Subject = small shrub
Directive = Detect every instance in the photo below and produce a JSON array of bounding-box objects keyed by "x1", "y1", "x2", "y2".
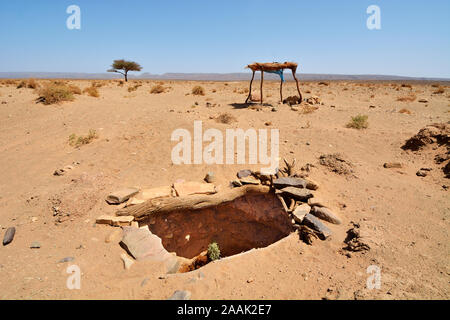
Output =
[
  {"x1": 83, "y1": 86, "x2": 99, "y2": 97},
  {"x1": 192, "y1": 85, "x2": 205, "y2": 96},
  {"x1": 17, "y1": 80, "x2": 27, "y2": 88},
  {"x1": 68, "y1": 129, "x2": 98, "y2": 147},
  {"x1": 4, "y1": 79, "x2": 18, "y2": 86},
  {"x1": 346, "y1": 115, "x2": 369, "y2": 129},
  {"x1": 17, "y1": 78, "x2": 39, "y2": 89},
  {"x1": 27, "y1": 79, "x2": 39, "y2": 89},
  {"x1": 127, "y1": 84, "x2": 141, "y2": 92},
  {"x1": 52, "y1": 80, "x2": 67, "y2": 86},
  {"x1": 117, "y1": 80, "x2": 124, "y2": 87},
  {"x1": 150, "y1": 84, "x2": 165, "y2": 94},
  {"x1": 216, "y1": 112, "x2": 237, "y2": 124},
  {"x1": 36, "y1": 83, "x2": 74, "y2": 105},
  {"x1": 91, "y1": 81, "x2": 103, "y2": 88},
  {"x1": 207, "y1": 242, "x2": 220, "y2": 261},
  {"x1": 433, "y1": 87, "x2": 445, "y2": 94},
  {"x1": 68, "y1": 85, "x2": 82, "y2": 95}
]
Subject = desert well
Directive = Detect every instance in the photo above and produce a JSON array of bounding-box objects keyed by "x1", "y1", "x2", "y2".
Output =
[
  {"x1": 100, "y1": 169, "x2": 344, "y2": 273},
  {"x1": 141, "y1": 191, "x2": 293, "y2": 259}
]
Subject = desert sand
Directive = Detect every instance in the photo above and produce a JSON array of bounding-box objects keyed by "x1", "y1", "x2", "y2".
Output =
[{"x1": 0, "y1": 78, "x2": 448, "y2": 299}]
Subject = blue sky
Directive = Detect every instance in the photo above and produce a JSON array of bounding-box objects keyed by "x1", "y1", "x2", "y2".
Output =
[{"x1": 0, "y1": 0, "x2": 449, "y2": 77}]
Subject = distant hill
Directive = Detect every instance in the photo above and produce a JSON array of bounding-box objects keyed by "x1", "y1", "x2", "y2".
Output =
[{"x1": 0, "y1": 72, "x2": 448, "y2": 82}]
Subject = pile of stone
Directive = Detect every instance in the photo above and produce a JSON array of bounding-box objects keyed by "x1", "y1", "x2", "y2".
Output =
[
  {"x1": 96, "y1": 180, "x2": 220, "y2": 272},
  {"x1": 231, "y1": 169, "x2": 341, "y2": 244},
  {"x1": 305, "y1": 95, "x2": 321, "y2": 105},
  {"x1": 97, "y1": 181, "x2": 217, "y2": 227},
  {"x1": 401, "y1": 122, "x2": 449, "y2": 178}
]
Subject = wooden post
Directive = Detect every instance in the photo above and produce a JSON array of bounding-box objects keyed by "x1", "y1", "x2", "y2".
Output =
[
  {"x1": 291, "y1": 68, "x2": 302, "y2": 103},
  {"x1": 280, "y1": 76, "x2": 283, "y2": 102},
  {"x1": 116, "y1": 185, "x2": 271, "y2": 220},
  {"x1": 245, "y1": 70, "x2": 255, "y2": 104},
  {"x1": 260, "y1": 70, "x2": 264, "y2": 104}
]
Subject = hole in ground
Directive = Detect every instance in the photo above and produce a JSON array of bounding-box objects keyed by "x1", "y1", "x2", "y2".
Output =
[{"x1": 141, "y1": 193, "x2": 293, "y2": 265}]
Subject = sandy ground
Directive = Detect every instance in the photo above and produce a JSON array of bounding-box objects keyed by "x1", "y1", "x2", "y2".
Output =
[{"x1": 0, "y1": 79, "x2": 448, "y2": 300}]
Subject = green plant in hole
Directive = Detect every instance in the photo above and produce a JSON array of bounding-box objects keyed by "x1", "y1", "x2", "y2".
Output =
[{"x1": 207, "y1": 242, "x2": 220, "y2": 261}]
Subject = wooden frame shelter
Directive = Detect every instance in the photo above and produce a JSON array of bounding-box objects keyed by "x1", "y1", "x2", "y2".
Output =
[{"x1": 245, "y1": 62, "x2": 302, "y2": 104}]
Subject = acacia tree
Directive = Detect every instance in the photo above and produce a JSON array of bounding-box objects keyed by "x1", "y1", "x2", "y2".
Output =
[{"x1": 107, "y1": 59, "x2": 142, "y2": 82}]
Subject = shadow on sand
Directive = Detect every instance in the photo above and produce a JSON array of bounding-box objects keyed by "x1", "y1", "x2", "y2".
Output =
[{"x1": 230, "y1": 102, "x2": 274, "y2": 109}]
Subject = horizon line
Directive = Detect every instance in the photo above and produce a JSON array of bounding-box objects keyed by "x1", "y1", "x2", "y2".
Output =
[{"x1": 0, "y1": 71, "x2": 449, "y2": 82}]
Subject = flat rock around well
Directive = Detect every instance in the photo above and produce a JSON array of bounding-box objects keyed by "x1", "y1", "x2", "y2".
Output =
[
  {"x1": 239, "y1": 176, "x2": 261, "y2": 185},
  {"x1": 126, "y1": 186, "x2": 172, "y2": 206},
  {"x1": 273, "y1": 177, "x2": 307, "y2": 189},
  {"x1": 293, "y1": 204, "x2": 311, "y2": 223},
  {"x1": 120, "y1": 226, "x2": 174, "y2": 262},
  {"x1": 307, "y1": 196, "x2": 327, "y2": 208},
  {"x1": 237, "y1": 170, "x2": 252, "y2": 179},
  {"x1": 303, "y1": 214, "x2": 332, "y2": 239},
  {"x1": 173, "y1": 181, "x2": 216, "y2": 197},
  {"x1": 106, "y1": 188, "x2": 140, "y2": 204},
  {"x1": 280, "y1": 187, "x2": 313, "y2": 201},
  {"x1": 311, "y1": 206, "x2": 342, "y2": 224}
]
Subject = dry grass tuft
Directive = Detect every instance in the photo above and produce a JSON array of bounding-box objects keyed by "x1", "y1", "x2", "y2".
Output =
[
  {"x1": 192, "y1": 85, "x2": 205, "y2": 96},
  {"x1": 68, "y1": 85, "x2": 82, "y2": 95},
  {"x1": 433, "y1": 87, "x2": 445, "y2": 94},
  {"x1": 150, "y1": 84, "x2": 165, "y2": 94},
  {"x1": 36, "y1": 83, "x2": 75, "y2": 105},
  {"x1": 127, "y1": 84, "x2": 142, "y2": 92},
  {"x1": 91, "y1": 81, "x2": 103, "y2": 88},
  {"x1": 3, "y1": 79, "x2": 18, "y2": 86},
  {"x1": 83, "y1": 86, "x2": 100, "y2": 97},
  {"x1": 17, "y1": 78, "x2": 40, "y2": 89},
  {"x1": 346, "y1": 115, "x2": 369, "y2": 129},
  {"x1": 68, "y1": 129, "x2": 98, "y2": 147},
  {"x1": 216, "y1": 112, "x2": 237, "y2": 124}
]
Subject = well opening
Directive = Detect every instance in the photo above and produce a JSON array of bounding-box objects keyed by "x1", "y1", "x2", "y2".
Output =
[{"x1": 141, "y1": 193, "x2": 293, "y2": 260}]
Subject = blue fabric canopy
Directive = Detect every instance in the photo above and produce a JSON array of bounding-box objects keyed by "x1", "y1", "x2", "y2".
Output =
[{"x1": 265, "y1": 69, "x2": 285, "y2": 82}]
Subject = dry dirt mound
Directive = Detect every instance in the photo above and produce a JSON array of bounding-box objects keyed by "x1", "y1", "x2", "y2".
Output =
[
  {"x1": 402, "y1": 122, "x2": 449, "y2": 151},
  {"x1": 319, "y1": 153, "x2": 354, "y2": 176},
  {"x1": 402, "y1": 122, "x2": 450, "y2": 178}
]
